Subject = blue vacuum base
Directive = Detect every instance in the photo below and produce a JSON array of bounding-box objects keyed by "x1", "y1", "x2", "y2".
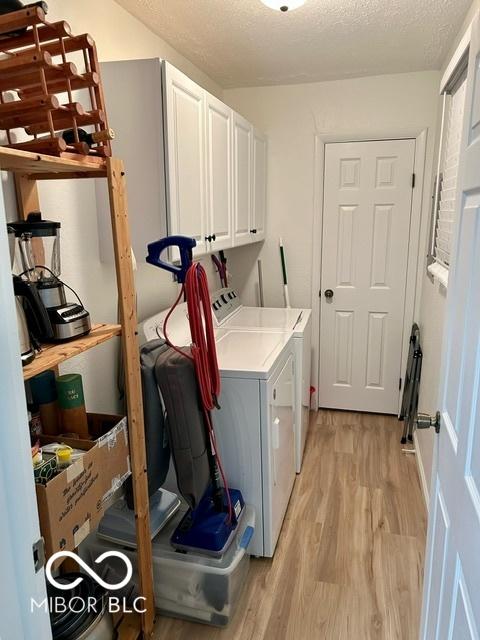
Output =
[{"x1": 171, "y1": 488, "x2": 245, "y2": 557}]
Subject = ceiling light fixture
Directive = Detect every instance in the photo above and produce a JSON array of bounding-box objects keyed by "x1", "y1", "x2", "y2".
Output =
[{"x1": 260, "y1": 0, "x2": 306, "y2": 12}]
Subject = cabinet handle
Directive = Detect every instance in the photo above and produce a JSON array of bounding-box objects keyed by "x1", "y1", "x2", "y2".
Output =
[
  {"x1": 211, "y1": 234, "x2": 216, "y2": 241},
  {"x1": 205, "y1": 235, "x2": 212, "y2": 242}
]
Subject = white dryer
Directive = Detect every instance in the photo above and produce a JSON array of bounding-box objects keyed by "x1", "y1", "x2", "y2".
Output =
[
  {"x1": 211, "y1": 288, "x2": 312, "y2": 473},
  {"x1": 142, "y1": 305, "x2": 296, "y2": 558}
]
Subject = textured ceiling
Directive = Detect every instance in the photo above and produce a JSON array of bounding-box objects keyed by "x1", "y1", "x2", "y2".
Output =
[{"x1": 115, "y1": 0, "x2": 472, "y2": 88}]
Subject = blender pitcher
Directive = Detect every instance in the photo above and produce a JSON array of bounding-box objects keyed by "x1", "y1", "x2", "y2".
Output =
[{"x1": 8, "y1": 225, "x2": 36, "y2": 365}]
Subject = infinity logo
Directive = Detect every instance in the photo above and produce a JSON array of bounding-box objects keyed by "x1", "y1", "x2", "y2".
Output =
[{"x1": 46, "y1": 551, "x2": 133, "y2": 591}]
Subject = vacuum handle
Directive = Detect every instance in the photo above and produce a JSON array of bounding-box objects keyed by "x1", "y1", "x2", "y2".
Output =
[{"x1": 146, "y1": 236, "x2": 197, "y2": 283}]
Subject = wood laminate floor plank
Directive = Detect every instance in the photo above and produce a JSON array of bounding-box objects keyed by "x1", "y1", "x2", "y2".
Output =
[{"x1": 153, "y1": 410, "x2": 427, "y2": 640}]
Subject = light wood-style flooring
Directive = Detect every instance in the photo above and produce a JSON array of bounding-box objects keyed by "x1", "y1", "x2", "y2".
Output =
[{"x1": 153, "y1": 410, "x2": 427, "y2": 640}]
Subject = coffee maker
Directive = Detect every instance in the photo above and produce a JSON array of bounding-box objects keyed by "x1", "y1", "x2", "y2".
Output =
[
  {"x1": 9, "y1": 212, "x2": 91, "y2": 342},
  {"x1": 8, "y1": 225, "x2": 36, "y2": 366}
]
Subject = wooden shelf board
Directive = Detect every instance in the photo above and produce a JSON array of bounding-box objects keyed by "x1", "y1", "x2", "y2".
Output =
[
  {"x1": 23, "y1": 323, "x2": 121, "y2": 380},
  {"x1": 0, "y1": 146, "x2": 107, "y2": 177}
]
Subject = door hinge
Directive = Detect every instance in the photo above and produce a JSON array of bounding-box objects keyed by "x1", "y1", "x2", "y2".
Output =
[
  {"x1": 399, "y1": 377, "x2": 402, "y2": 391},
  {"x1": 412, "y1": 173, "x2": 416, "y2": 188},
  {"x1": 32, "y1": 537, "x2": 45, "y2": 573}
]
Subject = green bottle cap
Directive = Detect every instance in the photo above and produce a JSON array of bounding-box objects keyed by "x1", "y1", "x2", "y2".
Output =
[{"x1": 56, "y1": 374, "x2": 85, "y2": 410}]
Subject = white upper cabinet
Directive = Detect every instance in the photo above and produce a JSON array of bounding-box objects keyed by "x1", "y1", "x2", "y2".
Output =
[
  {"x1": 96, "y1": 59, "x2": 267, "y2": 263},
  {"x1": 163, "y1": 62, "x2": 207, "y2": 259},
  {"x1": 233, "y1": 113, "x2": 253, "y2": 247},
  {"x1": 205, "y1": 93, "x2": 233, "y2": 251},
  {"x1": 252, "y1": 129, "x2": 267, "y2": 242}
]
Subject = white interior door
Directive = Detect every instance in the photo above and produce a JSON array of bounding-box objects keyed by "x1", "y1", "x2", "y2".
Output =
[
  {"x1": 233, "y1": 112, "x2": 252, "y2": 247},
  {"x1": 319, "y1": 139, "x2": 415, "y2": 413},
  {"x1": 205, "y1": 93, "x2": 233, "y2": 252},
  {"x1": 163, "y1": 62, "x2": 207, "y2": 259},
  {"x1": 0, "y1": 193, "x2": 51, "y2": 639},
  {"x1": 421, "y1": 14, "x2": 480, "y2": 638}
]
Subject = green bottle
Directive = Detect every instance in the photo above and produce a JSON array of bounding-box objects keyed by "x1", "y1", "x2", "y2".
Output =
[{"x1": 56, "y1": 374, "x2": 89, "y2": 438}]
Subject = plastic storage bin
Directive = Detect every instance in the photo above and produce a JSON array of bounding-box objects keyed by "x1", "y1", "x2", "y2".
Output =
[{"x1": 82, "y1": 504, "x2": 255, "y2": 627}]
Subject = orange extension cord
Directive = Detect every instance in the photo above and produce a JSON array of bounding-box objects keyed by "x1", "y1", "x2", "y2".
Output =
[{"x1": 162, "y1": 262, "x2": 233, "y2": 523}]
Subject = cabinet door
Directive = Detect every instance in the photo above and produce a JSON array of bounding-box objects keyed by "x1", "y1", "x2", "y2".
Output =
[
  {"x1": 252, "y1": 129, "x2": 267, "y2": 241},
  {"x1": 163, "y1": 62, "x2": 207, "y2": 259},
  {"x1": 205, "y1": 93, "x2": 233, "y2": 252},
  {"x1": 233, "y1": 113, "x2": 252, "y2": 247}
]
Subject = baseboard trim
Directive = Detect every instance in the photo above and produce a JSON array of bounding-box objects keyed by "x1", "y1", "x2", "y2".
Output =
[{"x1": 413, "y1": 431, "x2": 430, "y2": 511}]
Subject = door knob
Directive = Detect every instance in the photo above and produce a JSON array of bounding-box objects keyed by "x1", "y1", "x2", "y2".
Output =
[
  {"x1": 205, "y1": 235, "x2": 212, "y2": 242},
  {"x1": 324, "y1": 289, "x2": 334, "y2": 299},
  {"x1": 416, "y1": 411, "x2": 441, "y2": 434}
]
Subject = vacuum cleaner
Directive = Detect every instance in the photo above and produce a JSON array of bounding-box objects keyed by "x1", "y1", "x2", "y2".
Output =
[
  {"x1": 99, "y1": 236, "x2": 244, "y2": 557},
  {"x1": 145, "y1": 235, "x2": 245, "y2": 556}
]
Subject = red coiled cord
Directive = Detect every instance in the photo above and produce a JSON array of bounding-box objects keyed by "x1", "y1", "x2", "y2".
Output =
[
  {"x1": 185, "y1": 263, "x2": 221, "y2": 409},
  {"x1": 163, "y1": 262, "x2": 232, "y2": 523}
]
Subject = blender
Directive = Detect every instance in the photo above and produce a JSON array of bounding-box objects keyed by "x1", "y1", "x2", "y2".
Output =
[{"x1": 9, "y1": 212, "x2": 91, "y2": 342}]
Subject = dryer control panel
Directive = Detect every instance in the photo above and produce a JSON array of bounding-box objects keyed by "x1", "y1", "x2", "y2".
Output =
[{"x1": 211, "y1": 287, "x2": 241, "y2": 325}]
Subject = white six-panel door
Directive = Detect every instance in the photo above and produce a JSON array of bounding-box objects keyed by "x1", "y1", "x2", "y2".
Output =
[
  {"x1": 163, "y1": 62, "x2": 207, "y2": 259},
  {"x1": 205, "y1": 93, "x2": 233, "y2": 251},
  {"x1": 319, "y1": 139, "x2": 415, "y2": 413},
  {"x1": 421, "y1": 13, "x2": 480, "y2": 639}
]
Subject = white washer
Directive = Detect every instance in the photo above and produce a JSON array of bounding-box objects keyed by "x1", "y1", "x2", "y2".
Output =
[
  {"x1": 211, "y1": 288, "x2": 312, "y2": 473},
  {"x1": 142, "y1": 306, "x2": 296, "y2": 558}
]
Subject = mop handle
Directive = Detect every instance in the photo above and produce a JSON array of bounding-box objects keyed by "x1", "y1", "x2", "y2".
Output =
[{"x1": 279, "y1": 237, "x2": 291, "y2": 308}]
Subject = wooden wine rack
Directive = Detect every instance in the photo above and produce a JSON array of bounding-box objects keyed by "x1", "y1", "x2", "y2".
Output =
[{"x1": 0, "y1": 5, "x2": 112, "y2": 159}]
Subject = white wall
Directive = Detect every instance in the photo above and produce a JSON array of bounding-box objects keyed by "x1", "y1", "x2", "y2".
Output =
[
  {"x1": 416, "y1": 276, "x2": 447, "y2": 498},
  {"x1": 47, "y1": 0, "x2": 222, "y2": 97},
  {"x1": 224, "y1": 72, "x2": 440, "y2": 312},
  {"x1": 3, "y1": 0, "x2": 223, "y2": 414}
]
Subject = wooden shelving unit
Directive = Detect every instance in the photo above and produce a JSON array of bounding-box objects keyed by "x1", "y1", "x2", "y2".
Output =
[
  {"x1": 0, "y1": 146, "x2": 107, "y2": 177},
  {"x1": 5, "y1": 148, "x2": 154, "y2": 639},
  {"x1": 22, "y1": 323, "x2": 121, "y2": 380}
]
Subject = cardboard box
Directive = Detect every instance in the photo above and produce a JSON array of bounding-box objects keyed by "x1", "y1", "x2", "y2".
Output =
[{"x1": 36, "y1": 414, "x2": 131, "y2": 558}]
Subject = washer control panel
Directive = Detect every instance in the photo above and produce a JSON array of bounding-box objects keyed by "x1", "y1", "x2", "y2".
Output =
[{"x1": 211, "y1": 287, "x2": 241, "y2": 324}]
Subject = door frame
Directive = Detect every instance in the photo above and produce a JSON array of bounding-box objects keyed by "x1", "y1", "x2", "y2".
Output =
[{"x1": 310, "y1": 129, "x2": 428, "y2": 413}]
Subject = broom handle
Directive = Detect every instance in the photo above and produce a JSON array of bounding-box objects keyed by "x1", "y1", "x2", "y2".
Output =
[{"x1": 279, "y1": 237, "x2": 291, "y2": 308}]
